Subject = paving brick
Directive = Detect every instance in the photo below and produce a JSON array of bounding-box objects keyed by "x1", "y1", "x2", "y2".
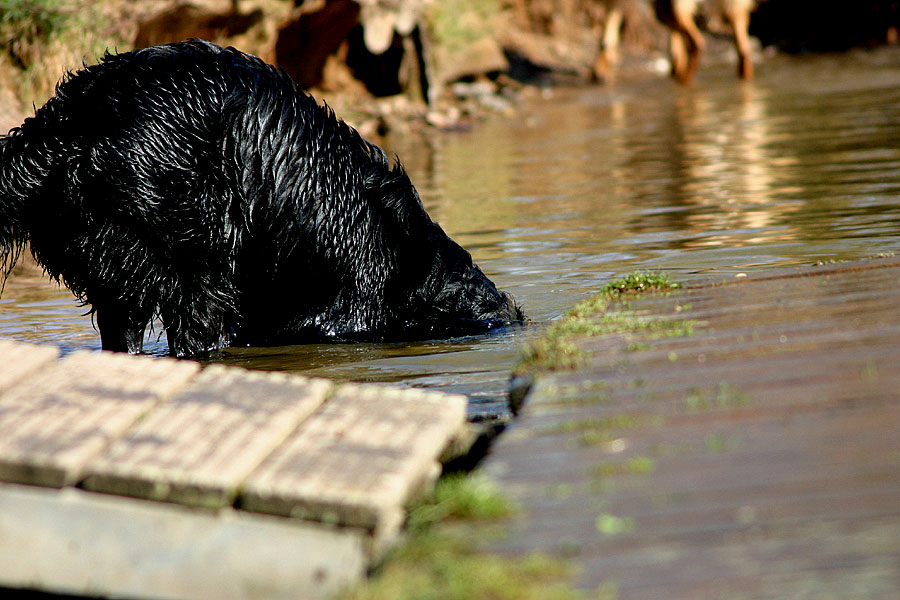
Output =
[
  {"x1": 0, "y1": 350, "x2": 199, "y2": 487},
  {"x1": 0, "y1": 339, "x2": 59, "y2": 392},
  {"x1": 83, "y1": 365, "x2": 332, "y2": 507},
  {"x1": 241, "y1": 383, "x2": 468, "y2": 535}
]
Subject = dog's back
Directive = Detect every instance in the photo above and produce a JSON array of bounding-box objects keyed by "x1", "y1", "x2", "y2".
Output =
[
  {"x1": 3, "y1": 42, "x2": 242, "y2": 351},
  {"x1": 0, "y1": 40, "x2": 522, "y2": 356},
  {"x1": 0, "y1": 41, "x2": 330, "y2": 352}
]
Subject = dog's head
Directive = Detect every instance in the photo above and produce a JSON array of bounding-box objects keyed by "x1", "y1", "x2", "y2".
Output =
[
  {"x1": 402, "y1": 223, "x2": 526, "y2": 337},
  {"x1": 357, "y1": 147, "x2": 525, "y2": 339}
]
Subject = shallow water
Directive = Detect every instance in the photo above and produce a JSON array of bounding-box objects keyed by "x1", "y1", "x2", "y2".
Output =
[{"x1": 3, "y1": 48, "x2": 900, "y2": 419}]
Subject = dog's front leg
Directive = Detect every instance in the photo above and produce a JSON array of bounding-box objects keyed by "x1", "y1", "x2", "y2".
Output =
[{"x1": 96, "y1": 305, "x2": 148, "y2": 354}]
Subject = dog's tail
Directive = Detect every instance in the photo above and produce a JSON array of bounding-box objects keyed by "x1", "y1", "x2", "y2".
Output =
[{"x1": 0, "y1": 129, "x2": 33, "y2": 292}]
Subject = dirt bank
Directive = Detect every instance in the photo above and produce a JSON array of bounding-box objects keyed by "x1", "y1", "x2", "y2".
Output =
[
  {"x1": 2, "y1": 1, "x2": 898, "y2": 135},
  {"x1": 0, "y1": 0, "x2": 666, "y2": 134}
]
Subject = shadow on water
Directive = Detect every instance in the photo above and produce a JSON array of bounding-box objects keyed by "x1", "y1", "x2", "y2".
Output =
[{"x1": 4, "y1": 47, "x2": 900, "y2": 419}]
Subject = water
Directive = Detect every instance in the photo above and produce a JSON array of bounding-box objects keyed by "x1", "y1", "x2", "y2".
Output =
[{"x1": 3, "y1": 48, "x2": 900, "y2": 420}]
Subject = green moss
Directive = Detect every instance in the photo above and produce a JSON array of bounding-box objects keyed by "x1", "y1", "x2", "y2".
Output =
[
  {"x1": 683, "y1": 383, "x2": 748, "y2": 412},
  {"x1": 517, "y1": 272, "x2": 695, "y2": 375},
  {"x1": 650, "y1": 435, "x2": 737, "y2": 458},
  {"x1": 543, "y1": 415, "x2": 646, "y2": 447},
  {"x1": 592, "y1": 456, "x2": 657, "y2": 478},
  {"x1": 595, "y1": 513, "x2": 636, "y2": 537},
  {"x1": 704, "y1": 435, "x2": 735, "y2": 454},
  {"x1": 532, "y1": 380, "x2": 612, "y2": 408},
  {"x1": 601, "y1": 271, "x2": 681, "y2": 297},
  {"x1": 344, "y1": 473, "x2": 605, "y2": 600}
]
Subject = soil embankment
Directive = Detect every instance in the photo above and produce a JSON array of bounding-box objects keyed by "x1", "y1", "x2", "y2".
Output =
[{"x1": 2, "y1": 1, "x2": 898, "y2": 134}]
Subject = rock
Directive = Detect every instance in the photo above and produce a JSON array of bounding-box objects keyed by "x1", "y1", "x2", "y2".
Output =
[
  {"x1": 432, "y1": 36, "x2": 509, "y2": 87},
  {"x1": 134, "y1": 3, "x2": 263, "y2": 49},
  {"x1": 275, "y1": 0, "x2": 362, "y2": 90}
]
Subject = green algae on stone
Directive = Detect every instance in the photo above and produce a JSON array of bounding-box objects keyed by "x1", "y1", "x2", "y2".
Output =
[
  {"x1": 592, "y1": 456, "x2": 657, "y2": 478},
  {"x1": 595, "y1": 513, "x2": 636, "y2": 536},
  {"x1": 601, "y1": 271, "x2": 682, "y2": 297},
  {"x1": 517, "y1": 271, "x2": 696, "y2": 374},
  {"x1": 683, "y1": 383, "x2": 748, "y2": 412},
  {"x1": 542, "y1": 415, "x2": 649, "y2": 447}
]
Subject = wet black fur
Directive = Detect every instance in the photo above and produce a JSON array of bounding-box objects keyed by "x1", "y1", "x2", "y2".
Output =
[{"x1": 0, "y1": 40, "x2": 523, "y2": 356}]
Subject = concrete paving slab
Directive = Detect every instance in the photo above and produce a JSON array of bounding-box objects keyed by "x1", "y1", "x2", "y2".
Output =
[
  {"x1": 0, "y1": 340, "x2": 478, "y2": 597},
  {"x1": 0, "y1": 350, "x2": 199, "y2": 487},
  {"x1": 0, "y1": 482, "x2": 366, "y2": 600},
  {"x1": 241, "y1": 383, "x2": 468, "y2": 535},
  {"x1": 0, "y1": 339, "x2": 59, "y2": 392},
  {"x1": 82, "y1": 365, "x2": 333, "y2": 507}
]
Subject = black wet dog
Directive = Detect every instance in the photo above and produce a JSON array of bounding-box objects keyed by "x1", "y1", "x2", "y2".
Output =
[{"x1": 0, "y1": 40, "x2": 523, "y2": 356}]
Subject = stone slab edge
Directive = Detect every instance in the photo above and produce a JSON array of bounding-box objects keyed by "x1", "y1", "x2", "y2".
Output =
[{"x1": 0, "y1": 482, "x2": 366, "y2": 600}]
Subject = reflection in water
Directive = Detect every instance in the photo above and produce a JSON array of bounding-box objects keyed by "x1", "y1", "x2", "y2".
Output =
[{"x1": 3, "y1": 48, "x2": 900, "y2": 419}]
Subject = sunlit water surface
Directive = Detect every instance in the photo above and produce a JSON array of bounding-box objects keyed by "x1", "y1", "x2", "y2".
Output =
[{"x1": 4, "y1": 48, "x2": 900, "y2": 419}]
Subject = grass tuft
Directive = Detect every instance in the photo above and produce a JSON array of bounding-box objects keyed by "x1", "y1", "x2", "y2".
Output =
[
  {"x1": 406, "y1": 472, "x2": 516, "y2": 532},
  {"x1": 0, "y1": 0, "x2": 123, "y2": 107},
  {"x1": 344, "y1": 473, "x2": 593, "y2": 600}
]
